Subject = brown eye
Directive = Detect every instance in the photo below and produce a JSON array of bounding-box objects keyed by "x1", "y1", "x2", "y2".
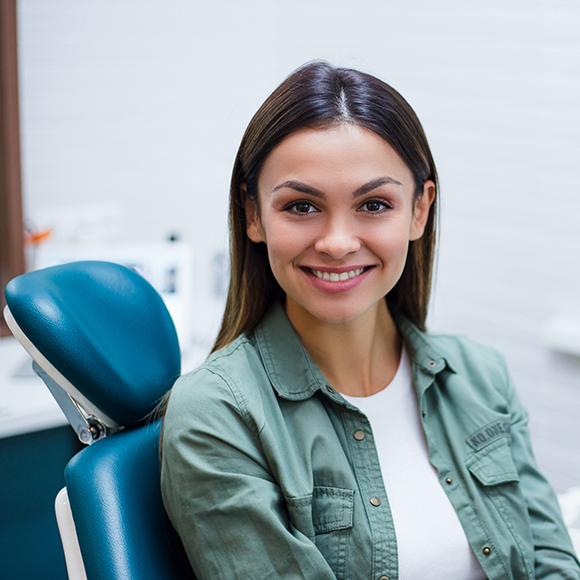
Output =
[
  {"x1": 361, "y1": 199, "x2": 389, "y2": 213},
  {"x1": 287, "y1": 201, "x2": 317, "y2": 214}
]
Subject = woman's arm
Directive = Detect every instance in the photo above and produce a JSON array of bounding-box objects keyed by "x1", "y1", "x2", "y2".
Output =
[
  {"x1": 502, "y1": 360, "x2": 580, "y2": 579},
  {"x1": 160, "y1": 367, "x2": 338, "y2": 580}
]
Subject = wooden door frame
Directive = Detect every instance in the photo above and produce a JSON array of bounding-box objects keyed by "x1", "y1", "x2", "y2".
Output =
[{"x1": 0, "y1": 0, "x2": 25, "y2": 336}]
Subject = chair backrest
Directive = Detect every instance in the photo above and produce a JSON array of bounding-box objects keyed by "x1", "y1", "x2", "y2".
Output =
[
  {"x1": 4, "y1": 261, "x2": 196, "y2": 580},
  {"x1": 65, "y1": 420, "x2": 195, "y2": 579}
]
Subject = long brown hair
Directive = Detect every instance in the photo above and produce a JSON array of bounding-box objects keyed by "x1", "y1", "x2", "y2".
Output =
[{"x1": 213, "y1": 61, "x2": 438, "y2": 352}]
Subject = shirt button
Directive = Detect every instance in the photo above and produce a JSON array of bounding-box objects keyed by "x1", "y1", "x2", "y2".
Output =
[
  {"x1": 428, "y1": 360, "x2": 437, "y2": 368},
  {"x1": 482, "y1": 545, "x2": 492, "y2": 556},
  {"x1": 379, "y1": 577, "x2": 390, "y2": 580},
  {"x1": 353, "y1": 430, "x2": 365, "y2": 441},
  {"x1": 326, "y1": 385, "x2": 334, "y2": 393},
  {"x1": 422, "y1": 410, "x2": 426, "y2": 418},
  {"x1": 445, "y1": 477, "x2": 453, "y2": 485},
  {"x1": 370, "y1": 496, "x2": 381, "y2": 506}
]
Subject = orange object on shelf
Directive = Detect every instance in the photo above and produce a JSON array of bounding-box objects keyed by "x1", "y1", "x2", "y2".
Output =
[{"x1": 24, "y1": 229, "x2": 52, "y2": 246}]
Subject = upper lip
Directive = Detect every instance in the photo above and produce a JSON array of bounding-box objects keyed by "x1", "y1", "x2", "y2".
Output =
[{"x1": 301, "y1": 265, "x2": 372, "y2": 274}]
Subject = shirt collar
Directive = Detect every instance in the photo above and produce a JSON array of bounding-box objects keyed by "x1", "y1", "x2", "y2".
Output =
[
  {"x1": 395, "y1": 316, "x2": 453, "y2": 374},
  {"x1": 395, "y1": 316, "x2": 456, "y2": 398},
  {"x1": 253, "y1": 302, "x2": 328, "y2": 400},
  {"x1": 253, "y1": 301, "x2": 454, "y2": 401}
]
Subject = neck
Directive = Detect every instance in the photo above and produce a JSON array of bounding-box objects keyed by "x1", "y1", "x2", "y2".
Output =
[{"x1": 285, "y1": 298, "x2": 402, "y2": 397}]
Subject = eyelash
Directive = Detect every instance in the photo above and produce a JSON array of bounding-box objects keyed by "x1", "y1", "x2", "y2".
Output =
[
  {"x1": 284, "y1": 201, "x2": 319, "y2": 214},
  {"x1": 284, "y1": 198, "x2": 393, "y2": 215},
  {"x1": 358, "y1": 198, "x2": 392, "y2": 214}
]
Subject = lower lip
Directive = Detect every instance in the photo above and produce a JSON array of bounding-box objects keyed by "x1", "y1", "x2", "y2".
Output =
[{"x1": 301, "y1": 267, "x2": 373, "y2": 294}]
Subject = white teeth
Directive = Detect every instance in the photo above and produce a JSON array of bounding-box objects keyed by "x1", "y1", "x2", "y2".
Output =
[{"x1": 310, "y1": 268, "x2": 365, "y2": 281}]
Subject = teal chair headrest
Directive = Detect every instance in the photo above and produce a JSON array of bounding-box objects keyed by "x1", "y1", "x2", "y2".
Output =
[{"x1": 5, "y1": 261, "x2": 181, "y2": 427}]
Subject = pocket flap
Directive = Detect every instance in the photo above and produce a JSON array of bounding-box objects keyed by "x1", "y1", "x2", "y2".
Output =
[
  {"x1": 312, "y1": 486, "x2": 354, "y2": 534},
  {"x1": 466, "y1": 438, "x2": 520, "y2": 486}
]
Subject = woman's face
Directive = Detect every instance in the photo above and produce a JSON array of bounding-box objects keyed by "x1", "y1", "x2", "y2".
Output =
[{"x1": 245, "y1": 124, "x2": 435, "y2": 326}]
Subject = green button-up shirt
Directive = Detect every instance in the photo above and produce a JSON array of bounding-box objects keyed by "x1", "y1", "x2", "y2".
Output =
[{"x1": 161, "y1": 302, "x2": 580, "y2": 579}]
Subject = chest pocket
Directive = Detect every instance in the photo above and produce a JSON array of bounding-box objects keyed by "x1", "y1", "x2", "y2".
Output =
[
  {"x1": 286, "y1": 486, "x2": 354, "y2": 580},
  {"x1": 465, "y1": 437, "x2": 519, "y2": 486},
  {"x1": 465, "y1": 438, "x2": 535, "y2": 579}
]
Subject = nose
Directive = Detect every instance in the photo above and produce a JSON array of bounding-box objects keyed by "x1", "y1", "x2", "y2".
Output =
[{"x1": 314, "y1": 215, "x2": 362, "y2": 259}]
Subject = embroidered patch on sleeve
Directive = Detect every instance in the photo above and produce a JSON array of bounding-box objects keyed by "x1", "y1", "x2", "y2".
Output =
[{"x1": 466, "y1": 420, "x2": 511, "y2": 451}]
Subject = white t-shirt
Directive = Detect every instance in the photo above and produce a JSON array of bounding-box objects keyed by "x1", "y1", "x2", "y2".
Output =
[{"x1": 342, "y1": 347, "x2": 486, "y2": 580}]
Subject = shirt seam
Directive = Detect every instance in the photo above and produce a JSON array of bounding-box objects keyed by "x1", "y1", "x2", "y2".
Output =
[{"x1": 202, "y1": 344, "x2": 261, "y2": 439}]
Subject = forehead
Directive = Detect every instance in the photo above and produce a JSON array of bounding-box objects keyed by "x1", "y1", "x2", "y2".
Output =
[{"x1": 258, "y1": 124, "x2": 414, "y2": 191}]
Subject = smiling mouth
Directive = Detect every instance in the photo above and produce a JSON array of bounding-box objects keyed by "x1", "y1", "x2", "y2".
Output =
[{"x1": 308, "y1": 267, "x2": 370, "y2": 282}]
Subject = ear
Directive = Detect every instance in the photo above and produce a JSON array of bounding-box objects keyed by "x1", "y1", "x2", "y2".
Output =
[
  {"x1": 242, "y1": 184, "x2": 266, "y2": 244},
  {"x1": 409, "y1": 180, "x2": 436, "y2": 241}
]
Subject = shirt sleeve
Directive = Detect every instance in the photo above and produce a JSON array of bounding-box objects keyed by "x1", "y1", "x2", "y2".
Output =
[
  {"x1": 501, "y1": 357, "x2": 580, "y2": 579},
  {"x1": 160, "y1": 366, "x2": 338, "y2": 580}
]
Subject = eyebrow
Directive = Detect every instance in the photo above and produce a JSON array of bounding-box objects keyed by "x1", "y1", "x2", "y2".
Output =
[{"x1": 272, "y1": 176, "x2": 403, "y2": 199}]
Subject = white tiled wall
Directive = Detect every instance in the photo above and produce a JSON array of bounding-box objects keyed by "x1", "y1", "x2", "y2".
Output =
[{"x1": 17, "y1": 0, "x2": 580, "y2": 491}]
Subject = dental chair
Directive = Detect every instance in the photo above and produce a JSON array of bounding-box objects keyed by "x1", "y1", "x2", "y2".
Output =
[{"x1": 3, "y1": 261, "x2": 196, "y2": 580}]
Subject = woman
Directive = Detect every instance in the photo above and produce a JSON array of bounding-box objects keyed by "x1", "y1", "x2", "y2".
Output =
[{"x1": 160, "y1": 61, "x2": 580, "y2": 579}]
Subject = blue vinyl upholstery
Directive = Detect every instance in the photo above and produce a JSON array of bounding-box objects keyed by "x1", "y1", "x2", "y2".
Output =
[
  {"x1": 5, "y1": 261, "x2": 180, "y2": 426},
  {"x1": 5, "y1": 261, "x2": 196, "y2": 579},
  {"x1": 66, "y1": 420, "x2": 196, "y2": 580}
]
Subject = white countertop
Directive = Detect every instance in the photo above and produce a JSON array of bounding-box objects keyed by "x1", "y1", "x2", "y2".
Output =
[
  {"x1": 570, "y1": 529, "x2": 580, "y2": 556},
  {"x1": 0, "y1": 336, "x2": 67, "y2": 438},
  {"x1": 0, "y1": 332, "x2": 209, "y2": 440}
]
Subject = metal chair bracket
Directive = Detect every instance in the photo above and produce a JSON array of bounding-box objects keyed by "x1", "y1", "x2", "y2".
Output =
[{"x1": 33, "y1": 361, "x2": 110, "y2": 445}]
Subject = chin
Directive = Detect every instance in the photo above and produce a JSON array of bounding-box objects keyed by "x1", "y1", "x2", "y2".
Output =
[
  {"x1": 315, "y1": 307, "x2": 367, "y2": 324},
  {"x1": 289, "y1": 295, "x2": 385, "y2": 326}
]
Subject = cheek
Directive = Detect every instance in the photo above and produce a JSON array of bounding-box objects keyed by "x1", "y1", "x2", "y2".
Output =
[
  {"x1": 370, "y1": 222, "x2": 412, "y2": 256},
  {"x1": 264, "y1": 217, "x2": 312, "y2": 252},
  {"x1": 263, "y1": 226, "x2": 307, "y2": 269}
]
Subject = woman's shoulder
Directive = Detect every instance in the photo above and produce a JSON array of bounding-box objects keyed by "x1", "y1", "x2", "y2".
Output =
[
  {"x1": 422, "y1": 330, "x2": 517, "y2": 397},
  {"x1": 427, "y1": 330, "x2": 505, "y2": 367},
  {"x1": 401, "y1": 320, "x2": 512, "y2": 390},
  {"x1": 164, "y1": 332, "x2": 270, "y2": 429}
]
